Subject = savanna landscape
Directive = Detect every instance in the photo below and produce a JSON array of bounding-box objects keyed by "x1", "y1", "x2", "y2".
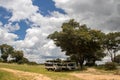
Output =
[
  {"x1": 0, "y1": 0, "x2": 120, "y2": 80},
  {"x1": 0, "y1": 63, "x2": 120, "y2": 80},
  {"x1": 0, "y1": 19, "x2": 120, "y2": 80}
]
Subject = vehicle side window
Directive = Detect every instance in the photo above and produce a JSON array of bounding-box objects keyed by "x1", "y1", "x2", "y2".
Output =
[
  {"x1": 45, "y1": 63, "x2": 53, "y2": 66},
  {"x1": 68, "y1": 64, "x2": 73, "y2": 66}
]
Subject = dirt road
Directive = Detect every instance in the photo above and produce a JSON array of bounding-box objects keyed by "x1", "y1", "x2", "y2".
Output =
[
  {"x1": 1, "y1": 67, "x2": 120, "y2": 80},
  {"x1": 0, "y1": 68, "x2": 51, "y2": 80},
  {"x1": 71, "y1": 68, "x2": 120, "y2": 80}
]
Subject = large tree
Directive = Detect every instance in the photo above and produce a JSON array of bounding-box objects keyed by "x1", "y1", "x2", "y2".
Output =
[
  {"x1": 104, "y1": 32, "x2": 120, "y2": 62},
  {"x1": 48, "y1": 19, "x2": 105, "y2": 68}
]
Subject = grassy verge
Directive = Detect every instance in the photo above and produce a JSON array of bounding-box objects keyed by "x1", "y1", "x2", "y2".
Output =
[
  {"x1": 0, "y1": 63, "x2": 81, "y2": 80},
  {"x1": 0, "y1": 70, "x2": 22, "y2": 80}
]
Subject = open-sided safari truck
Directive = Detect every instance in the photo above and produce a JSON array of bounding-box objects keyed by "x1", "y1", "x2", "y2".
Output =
[{"x1": 45, "y1": 60, "x2": 77, "y2": 71}]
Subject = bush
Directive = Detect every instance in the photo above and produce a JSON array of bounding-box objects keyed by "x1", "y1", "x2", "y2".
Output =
[
  {"x1": 8, "y1": 60, "x2": 16, "y2": 63},
  {"x1": 85, "y1": 62, "x2": 97, "y2": 67},
  {"x1": 0, "y1": 58, "x2": 3, "y2": 62},
  {"x1": 95, "y1": 64, "x2": 105, "y2": 70},
  {"x1": 27, "y1": 62, "x2": 38, "y2": 65},
  {"x1": 17, "y1": 58, "x2": 29, "y2": 64},
  {"x1": 114, "y1": 55, "x2": 120, "y2": 64},
  {"x1": 105, "y1": 62, "x2": 117, "y2": 70}
]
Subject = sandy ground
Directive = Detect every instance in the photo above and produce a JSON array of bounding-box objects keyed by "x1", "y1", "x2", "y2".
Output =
[
  {"x1": 1, "y1": 67, "x2": 120, "y2": 80},
  {"x1": 0, "y1": 68, "x2": 51, "y2": 80},
  {"x1": 71, "y1": 68, "x2": 120, "y2": 80}
]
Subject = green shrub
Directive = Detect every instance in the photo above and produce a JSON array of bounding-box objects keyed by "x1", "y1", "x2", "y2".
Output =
[
  {"x1": 95, "y1": 64, "x2": 105, "y2": 70},
  {"x1": 114, "y1": 55, "x2": 120, "y2": 64},
  {"x1": 27, "y1": 62, "x2": 38, "y2": 65},
  {"x1": 85, "y1": 62, "x2": 97, "y2": 67},
  {"x1": 17, "y1": 58, "x2": 29, "y2": 64},
  {"x1": 0, "y1": 58, "x2": 3, "y2": 62},
  {"x1": 105, "y1": 62, "x2": 117, "y2": 70}
]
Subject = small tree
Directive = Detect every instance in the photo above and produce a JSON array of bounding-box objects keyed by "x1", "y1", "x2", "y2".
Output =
[
  {"x1": 104, "y1": 32, "x2": 120, "y2": 62},
  {"x1": 0, "y1": 44, "x2": 30, "y2": 64},
  {"x1": 0, "y1": 44, "x2": 14, "y2": 62},
  {"x1": 105, "y1": 62, "x2": 117, "y2": 70}
]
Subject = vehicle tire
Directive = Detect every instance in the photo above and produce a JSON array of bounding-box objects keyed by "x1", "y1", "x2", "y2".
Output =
[
  {"x1": 54, "y1": 68, "x2": 57, "y2": 72},
  {"x1": 47, "y1": 69, "x2": 50, "y2": 71}
]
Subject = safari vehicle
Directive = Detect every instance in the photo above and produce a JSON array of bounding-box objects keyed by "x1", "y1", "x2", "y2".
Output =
[
  {"x1": 45, "y1": 61, "x2": 62, "y2": 71},
  {"x1": 45, "y1": 60, "x2": 77, "y2": 71},
  {"x1": 61, "y1": 62, "x2": 77, "y2": 70}
]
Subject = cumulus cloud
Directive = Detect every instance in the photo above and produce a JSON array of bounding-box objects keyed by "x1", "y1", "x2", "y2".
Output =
[
  {"x1": 0, "y1": 22, "x2": 18, "y2": 45},
  {"x1": 53, "y1": 0, "x2": 120, "y2": 32},
  {"x1": 0, "y1": 0, "x2": 69, "y2": 63},
  {"x1": 14, "y1": 27, "x2": 67, "y2": 62},
  {"x1": 0, "y1": 0, "x2": 39, "y2": 21},
  {"x1": 0, "y1": 0, "x2": 120, "y2": 63},
  {"x1": 3, "y1": 22, "x2": 20, "y2": 32}
]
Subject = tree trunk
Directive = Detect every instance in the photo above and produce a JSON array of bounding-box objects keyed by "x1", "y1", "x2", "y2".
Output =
[{"x1": 78, "y1": 58, "x2": 84, "y2": 69}]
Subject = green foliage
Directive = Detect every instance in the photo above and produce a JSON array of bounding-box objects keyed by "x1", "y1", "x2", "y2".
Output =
[
  {"x1": 1, "y1": 53, "x2": 8, "y2": 62},
  {"x1": 85, "y1": 61, "x2": 97, "y2": 67},
  {"x1": 17, "y1": 58, "x2": 29, "y2": 64},
  {"x1": 104, "y1": 32, "x2": 120, "y2": 62},
  {"x1": 0, "y1": 44, "x2": 14, "y2": 62},
  {"x1": 0, "y1": 44, "x2": 31, "y2": 64},
  {"x1": 105, "y1": 62, "x2": 117, "y2": 70},
  {"x1": 0, "y1": 58, "x2": 2, "y2": 62},
  {"x1": 11, "y1": 50, "x2": 23, "y2": 63},
  {"x1": 94, "y1": 64, "x2": 105, "y2": 70},
  {"x1": 114, "y1": 55, "x2": 120, "y2": 64},
  {"x1": 48, "y1": 19, "x2": 105, "y2": 68},
  {"x1": 27, "y1": 61, "x2": 38, "y2": 65}
]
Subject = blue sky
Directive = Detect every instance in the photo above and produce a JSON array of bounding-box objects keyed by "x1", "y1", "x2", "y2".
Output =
[
  {"x1": 33, "y1": 0, "x2": 65, "y2": 16},
  {"x1": 0, "y1": 0, "x2": 120, "y2": 63},
  {"x1": 0, "y1": 0, "x2": 65, "y2": 40},
  {"x1": 0, "y1": 7, "x2": 12, "y2": 25}
]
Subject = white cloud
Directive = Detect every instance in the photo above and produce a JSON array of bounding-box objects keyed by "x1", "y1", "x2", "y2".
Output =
[
  {"x1": 4, "y1": 22, "x2": 20, "y2": 32},
  {"x1": 0, "y1": 0, "x2": 120, "y2": 63},
  {"x1": 0, "y1": 22, "x2": 18, "y2": 45},
  {"x1": 14, "y1": 26, "x2": 67, "y2": 62},
  {"x1": 0, "y1": 0, "x2": 39, "y2": 21},
  {"x1": 43, "y1": 40, "x2": 56, "y2": 49},
  {"x1": 53, "y1": 0, "x2": 120, "y2": 32}
]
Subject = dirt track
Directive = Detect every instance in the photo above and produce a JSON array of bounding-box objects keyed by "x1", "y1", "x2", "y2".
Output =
[
  {"x1": 71, "y1": 68, "x2": 120, "y2": 80},
  {"x1": 0, "y1": 68, "x2": 51, "y2": 80},
  {"x1": 1, "y1": 67, "x2": 120, "y2": 80}
]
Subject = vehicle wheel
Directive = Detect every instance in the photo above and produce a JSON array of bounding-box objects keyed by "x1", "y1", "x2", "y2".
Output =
[{"x1": 54, "y1": 68, "x2": 57, "y2": 72}]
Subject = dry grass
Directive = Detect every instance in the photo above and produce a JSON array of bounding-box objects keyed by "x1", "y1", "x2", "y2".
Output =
[
  {"x1": 71, "y1": 68, "x2": 120, "y2": 80},
  {"x1": 0, "y1": 68, "x2": 51, "y2": 80}
]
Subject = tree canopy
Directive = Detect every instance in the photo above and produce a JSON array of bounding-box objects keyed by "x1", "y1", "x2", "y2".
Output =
[
  {"x1": 48, "y1": 19, "x2": 106, "y2": 68},
  {"x1": 0, "y1": 44, "x2": 14, "y2": 62},
  {"x1": 104, "y1": 32, "x2": 120, "y2": 62},
  {"x1": 0, "y1": 44, "x2": 28, "y2": 64}
]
